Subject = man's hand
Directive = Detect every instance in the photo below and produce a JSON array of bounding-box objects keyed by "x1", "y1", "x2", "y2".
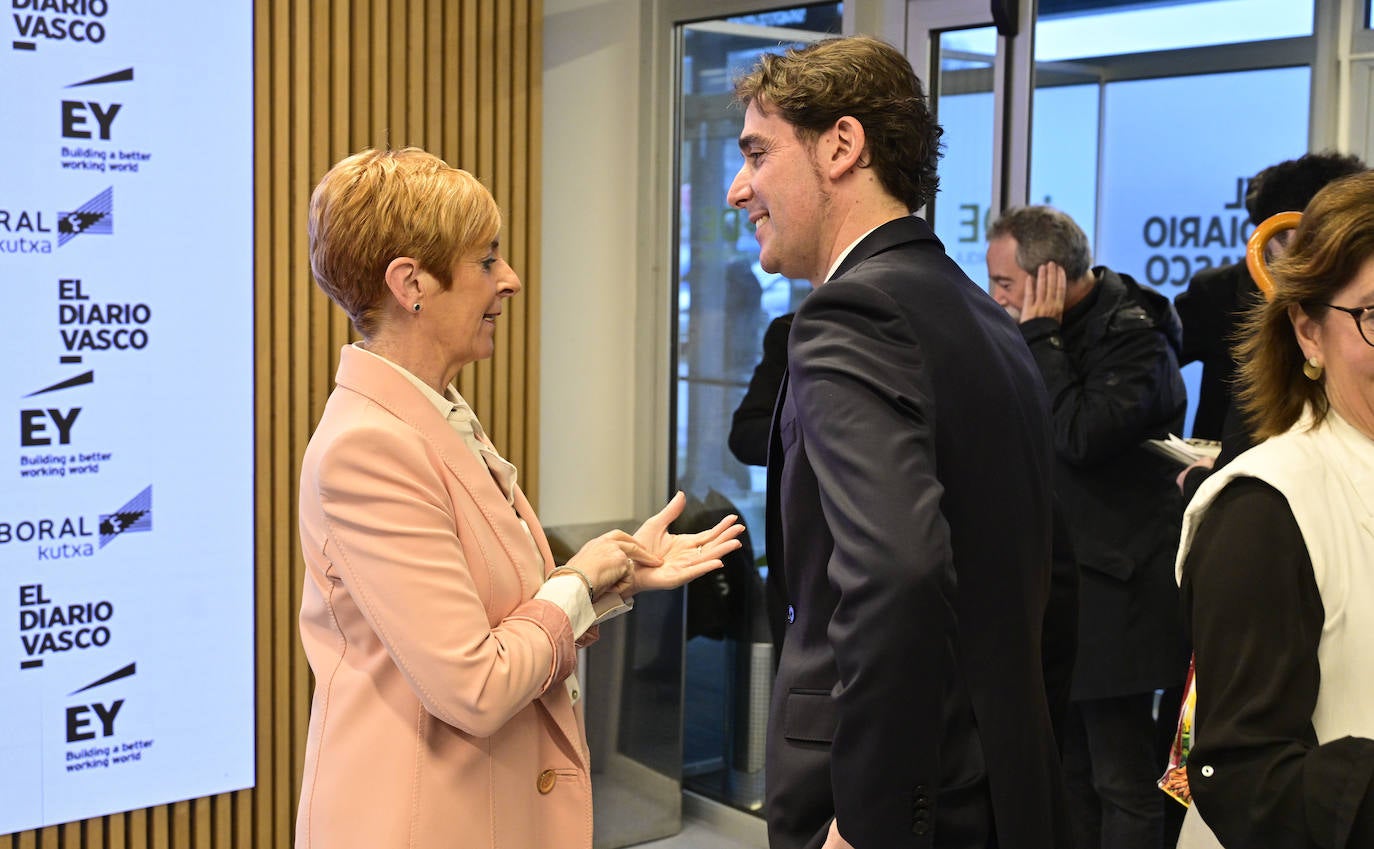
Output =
[
  {"x1": 1020, "y1": 261, "x2": 1067, "y2": 323},
  {"x1": 1175, "y1": 455, "x2": 1215, "y2": 492}
]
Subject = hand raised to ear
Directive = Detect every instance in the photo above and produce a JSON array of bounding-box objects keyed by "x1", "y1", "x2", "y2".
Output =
[{"x1": 1020, "y1": 261, "x2": 1067, "y2": 324}]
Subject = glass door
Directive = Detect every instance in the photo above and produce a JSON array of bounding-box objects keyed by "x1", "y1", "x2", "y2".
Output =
[
  {"x1": 671, "y1": 1, "x2": 841, "y2": 815},
  {"x1": 908, "y1": 0, "x2": 1036, "y2": 281}
]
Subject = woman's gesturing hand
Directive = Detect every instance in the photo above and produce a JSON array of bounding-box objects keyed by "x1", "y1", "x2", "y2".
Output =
[
  {"x1": 618, "y1": 491, "x2": 746, "y2": 598},
  {"x1": 563, "y1": 531, "x2": 661, "y2": 600}
]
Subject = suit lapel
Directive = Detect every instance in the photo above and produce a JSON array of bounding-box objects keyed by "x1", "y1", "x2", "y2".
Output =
[
  {"x1": 765, "y1": 369, "x2": 790, "y2": 597},
  {"x1": 335, "y1": 346, "x2": 589, "y2": 767}
]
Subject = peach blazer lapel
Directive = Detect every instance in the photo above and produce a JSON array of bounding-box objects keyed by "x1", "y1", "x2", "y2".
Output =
[
  {"x1": 333, "y1": 346, "x2": 549, "y2": 592},
  {"x1": 332, "y1": 347, "x2": 589, "y2": 766}
]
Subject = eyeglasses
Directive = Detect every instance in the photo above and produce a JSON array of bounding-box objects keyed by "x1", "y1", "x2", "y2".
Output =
[{"x1": 1315, "y1": 303, "x2": 1374, "y2": 348}]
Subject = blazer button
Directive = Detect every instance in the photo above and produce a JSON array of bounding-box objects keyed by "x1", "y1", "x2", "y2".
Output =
[
  {"x1": 787, "y1": 605, "x2": 795, "y2": 624},
  {"x1": 537, "y1": 769, "x2": 557, "y2": 794}
]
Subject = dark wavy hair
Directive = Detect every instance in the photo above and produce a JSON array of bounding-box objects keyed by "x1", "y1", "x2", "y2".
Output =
[
  {"x1": 732, "y1": 35, "x2": 943, "y2": 211},
  {"x1": 1245, "y1": 151, "x2": 1366, "y2": 226},
  {"x1": 1236, "y1": 169, "x2": 1374, "y2": 439}
]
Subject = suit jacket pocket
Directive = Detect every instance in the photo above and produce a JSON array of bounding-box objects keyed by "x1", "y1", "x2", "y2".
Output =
[{"x1": 782, "y1": 689, "x2": 835, "y2": 744}]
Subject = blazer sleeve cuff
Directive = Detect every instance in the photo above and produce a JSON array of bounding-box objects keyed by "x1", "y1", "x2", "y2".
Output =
[
  {"x1": 576, "y1": 625, "x2": 600, "y2": 649},
  {"x1": 507, "y1": 598, "x2": 577, "y2": 694}
]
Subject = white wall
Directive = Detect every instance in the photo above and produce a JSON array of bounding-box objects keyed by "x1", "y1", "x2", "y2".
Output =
[{"x1": 540, "y1": 0, "x2": 646, "y2": 526}]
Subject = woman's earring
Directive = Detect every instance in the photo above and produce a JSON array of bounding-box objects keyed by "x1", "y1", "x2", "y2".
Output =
[
  {"x1": 412, "y1": 302, "x2": 422, "y2": 313},
  {"x1": 1302, "y1": 356, "x2": 1323, "y2": 380}
]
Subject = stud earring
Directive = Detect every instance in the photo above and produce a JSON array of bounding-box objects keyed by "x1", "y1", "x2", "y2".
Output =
[
  {"x1": 1302, "y1": 356, "x2": 1323, "y2": 380},
  {"x1": 412, "y1": 303, "x2": 422, "y2": 313}
]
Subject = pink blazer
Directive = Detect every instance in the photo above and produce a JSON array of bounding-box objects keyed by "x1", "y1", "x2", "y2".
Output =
[{"x1": 296, "y1": 345, "x2": 593, "y2": 849}]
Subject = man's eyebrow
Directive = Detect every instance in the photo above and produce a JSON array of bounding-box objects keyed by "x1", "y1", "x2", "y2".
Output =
[{"x1": 738, "y1": 133, "x2": 766, "y2": 152}]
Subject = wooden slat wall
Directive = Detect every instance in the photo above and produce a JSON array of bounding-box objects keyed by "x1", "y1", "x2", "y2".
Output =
[{"x1": 2, "y1": 2, "x2": 542, "y2": 847}]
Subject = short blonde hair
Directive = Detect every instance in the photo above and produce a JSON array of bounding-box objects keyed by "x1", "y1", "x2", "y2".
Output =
[
  {"x1": 1236, "y1": 170, "x2": 1374, "y2": 439},
  {"x1": 308, "y1": 147, "x2": 501, "y2": 337}
]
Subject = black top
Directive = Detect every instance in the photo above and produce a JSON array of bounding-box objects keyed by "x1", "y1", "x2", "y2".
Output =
[{"x1": 1180, "y1": 476, "x2": 1374, "y2": 848}]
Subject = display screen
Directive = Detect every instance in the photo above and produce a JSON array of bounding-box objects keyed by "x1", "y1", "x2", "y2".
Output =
[{"x1": 0, "y1": 1, "x2": 255, "y2": 833}]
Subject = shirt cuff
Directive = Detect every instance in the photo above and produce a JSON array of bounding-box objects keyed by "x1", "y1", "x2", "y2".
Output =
[
  {"x1": 535, "y1": 575, "x2": 635, "y2": 639},
  {"x1": 592, "y1": 592, "x2": 633, "y2": 626},
  {"x1": 536, "y1": 574, "x2": 597, "y2": 637}
]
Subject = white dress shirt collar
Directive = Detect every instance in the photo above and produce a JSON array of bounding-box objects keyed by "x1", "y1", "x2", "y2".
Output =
[{"x1": 823, "y1": 222, "x2": 885, "y2": 284}]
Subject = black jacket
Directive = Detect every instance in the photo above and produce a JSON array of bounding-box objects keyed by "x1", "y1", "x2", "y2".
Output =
[
  {"x1": 766, "y1": 216, "x2": 1068, "y2": 849},
  {"x1": 1175, "y1": 261, "x2": 1264, "y2": 499},
  {"x1": 1020, "y1": 267, "x2": 1190, "y2": 699},
  {"x1": 1173, "y1": 261, "x2": 1261, "y2": 440}
]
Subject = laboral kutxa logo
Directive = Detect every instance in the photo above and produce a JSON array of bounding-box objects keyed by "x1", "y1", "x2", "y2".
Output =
[
  {"x1": 0, "y1": 484, "x2": 152, "y2": 561},
  {"x1": 0, "y1": 186, "x2": 113, "y2": 255}
]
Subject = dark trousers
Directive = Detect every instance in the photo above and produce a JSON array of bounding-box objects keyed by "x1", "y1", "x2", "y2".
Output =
[{"x1": 1062, "y1": 693, "x2": 1165, "y2": 849}]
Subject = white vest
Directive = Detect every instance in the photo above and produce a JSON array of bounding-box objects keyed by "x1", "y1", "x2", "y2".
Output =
[{"x1": 1176, "y1": 409, "x2": 1374, "y2": 744}]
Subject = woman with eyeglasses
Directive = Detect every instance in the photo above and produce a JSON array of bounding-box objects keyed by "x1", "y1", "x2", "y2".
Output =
[{"x1": 1175, "y1": 170, "x2": 1374, "y2": 848}]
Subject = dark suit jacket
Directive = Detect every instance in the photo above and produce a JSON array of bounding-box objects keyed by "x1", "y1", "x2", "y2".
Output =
[{"x1": 764, "y1": 216, "x2": 1068, "y2": 849}]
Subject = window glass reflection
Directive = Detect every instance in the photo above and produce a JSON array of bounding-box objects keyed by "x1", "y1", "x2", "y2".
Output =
[
  {"x1": 1092, "y1": 66, "x2": 1310, "y2": 435},
  {"x1": 674, "y1": 1, "x2": 841, "y2": 814},
  {"x1": 931, "y1": 27, "x2": 997, "y2": 283}
]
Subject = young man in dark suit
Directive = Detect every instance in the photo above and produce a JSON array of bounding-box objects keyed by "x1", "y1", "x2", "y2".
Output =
[{"x1": 726, "y1": 35, "x2": 1068, "y2": 849}]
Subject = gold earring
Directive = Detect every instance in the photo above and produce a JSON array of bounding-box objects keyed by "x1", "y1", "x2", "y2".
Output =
[{"x1": 1302, "y1": 356, "x2": 1323, "y2": 380}]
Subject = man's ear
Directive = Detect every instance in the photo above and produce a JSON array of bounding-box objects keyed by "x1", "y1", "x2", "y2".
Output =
[
  {"x1": 383, "y1": 257, "x2": 423, "y2": 310},
  {"x1": 826, "y1": 115, "x2": 867, "y2": 179}
]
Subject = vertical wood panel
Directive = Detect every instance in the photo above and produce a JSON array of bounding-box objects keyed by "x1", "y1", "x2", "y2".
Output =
[
  {"x1": 2, "y1": 2, "x2": 542, "y2": 846},
  {"x1": 426, "y1": 1, "x2": 443, "y2": 150},
  {"x1": 492, "y1": 0, "x2": 513, "y2": 444},
  {"x1": 525, "y1": 4, "x2": 543, "y2": 504}
]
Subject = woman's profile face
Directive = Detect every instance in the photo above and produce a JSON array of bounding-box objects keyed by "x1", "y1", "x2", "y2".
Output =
[
  {"x1": 1299, "y1": 256, "x2": 1374, "y2": 434},
  {"x1": 426, "y1": 237, "x2": 522, "y2": 370}
]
